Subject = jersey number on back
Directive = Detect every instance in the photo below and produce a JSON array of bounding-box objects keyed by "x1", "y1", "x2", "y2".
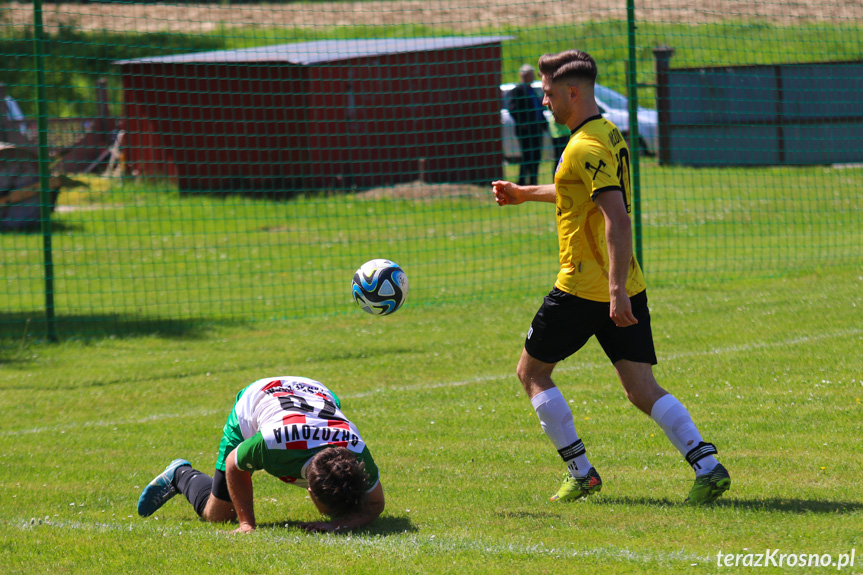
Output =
[
  {"x1": 278, "y1": 394, "x2": 344, "y2": 422},
  {"x1": 615, "y1": 147, "x2": 631, "y2": 213}
]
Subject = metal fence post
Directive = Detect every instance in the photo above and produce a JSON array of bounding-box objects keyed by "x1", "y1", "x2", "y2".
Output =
[
  {"x1": 626, "y1": 0, "x2": 643, "y2": 269},
  {"x1": 653, "y1": 45, "x2": 675, "y2": 167},
  {"x1": 33, "y1": 0, "x2": 57, "y2": 342}
]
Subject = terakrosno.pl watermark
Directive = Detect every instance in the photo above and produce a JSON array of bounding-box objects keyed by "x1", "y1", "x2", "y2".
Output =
[{"x1": 717, "y1": 549, "x2": 856, "y2": 570}]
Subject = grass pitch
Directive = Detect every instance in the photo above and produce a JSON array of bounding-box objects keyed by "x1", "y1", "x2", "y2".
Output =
[
  {"x1": 2, "y1": 10, "x2": 862, "y2": 573},
  {"x1": 1, "y1": 267, "x2": 861, "y2": 574}
]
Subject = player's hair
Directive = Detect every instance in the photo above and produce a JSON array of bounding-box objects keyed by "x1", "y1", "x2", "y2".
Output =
[
  {"x1": 307, "y1": 446, "x2": 368, "y2": 518},
  {"x1": 537, "y1": 50, "x2": 598, "y2": 85}
]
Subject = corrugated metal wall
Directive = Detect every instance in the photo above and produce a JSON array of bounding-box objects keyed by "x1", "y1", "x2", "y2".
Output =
[{"x1": 657, "y1": 58, "x2": 863, "y2": 166}]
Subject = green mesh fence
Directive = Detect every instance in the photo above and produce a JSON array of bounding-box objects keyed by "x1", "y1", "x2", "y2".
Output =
[{"x1": 1, "y1": 1, "x2": 861, "y2": 343}]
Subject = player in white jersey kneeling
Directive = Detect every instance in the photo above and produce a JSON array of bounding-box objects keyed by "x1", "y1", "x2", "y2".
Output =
[{"x1": 137, "y1": 376, "x2": 385, "y2": 533}]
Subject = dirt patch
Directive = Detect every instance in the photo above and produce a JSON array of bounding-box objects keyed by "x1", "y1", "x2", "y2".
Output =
[
  {"x1": 4, "y1": 1, "x2": 860, "y2": 34},
  {"x1": 356, "y1": 181, "x2": 486, "y2": 201}
]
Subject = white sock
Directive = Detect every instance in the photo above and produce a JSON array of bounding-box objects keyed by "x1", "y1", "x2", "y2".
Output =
[
  {"x1": 531, "y1": 387, "x2": 592, "y2": 478},
  {"x1": 650, "y1": 394, "x2": 718, "y2": 476}
]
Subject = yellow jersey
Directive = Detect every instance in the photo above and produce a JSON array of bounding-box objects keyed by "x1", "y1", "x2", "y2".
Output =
[{"x1": 552, "y1": 114, "x2": 646, "y2": 302}]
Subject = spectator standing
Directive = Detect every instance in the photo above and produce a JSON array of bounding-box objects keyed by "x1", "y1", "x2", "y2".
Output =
[{"x1": 507, "y1": 64, "x2": 548, "y2": 186}]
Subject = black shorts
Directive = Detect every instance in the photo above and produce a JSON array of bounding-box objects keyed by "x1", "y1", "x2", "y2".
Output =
[
  {"x1": 211, "y1": 468, "x2": 231, "y2": 502},
  {"x1": 524, "y1": 288, "x2": 658, "y2": 365}
]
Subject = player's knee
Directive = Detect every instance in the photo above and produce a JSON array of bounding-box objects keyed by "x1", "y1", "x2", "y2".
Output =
[
  {"x1": 515, "y1": 358, "x2": 531, "y2": 388},
  {"x1": 516, "y1": 360, "x2": 548, "y2": 396},
  {"x1": 201, "y1": 496, "x2": 236, "y2": 523},
  {"x1": 624, "y1": 383, "x2": 666, "y2": 415}
]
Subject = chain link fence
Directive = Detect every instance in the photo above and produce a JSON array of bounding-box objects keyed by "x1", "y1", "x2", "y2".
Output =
[{"x1": 1, "y1": 1, "x2": 861, "y2": 342}]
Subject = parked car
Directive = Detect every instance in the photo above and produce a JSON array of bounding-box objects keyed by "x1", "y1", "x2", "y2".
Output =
[
  {"x1": 501, "y1": 81, "x2": 658, "y2": 163},
  {"x1": 593, "y1": 83, "x2": 659, "y2": 155}
]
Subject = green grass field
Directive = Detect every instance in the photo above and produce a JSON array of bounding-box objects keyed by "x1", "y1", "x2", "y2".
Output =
[
  {"x1": 1, "y1": 267, "x2": 861, "y2": 573},
  {"x1": 2, "y1": 10, "x2": 862, "y2": 573},
  {"x1": 2, "y1": 85, "x2": 862, "y2": 575}
]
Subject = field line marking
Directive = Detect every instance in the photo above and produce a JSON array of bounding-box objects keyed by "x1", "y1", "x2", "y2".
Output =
[
  {"x1": 346, "y1": 326, "x2": 862, "y2": 399},
  {"x1": 7, "y1": 518, "x2": 712, "y2": 566},
  {"x1": 2, "y1": 327, "x2": 858, "y2": 437},
  {"x1": 0, "y1": 408, "x2": 222, "y2": 437}
]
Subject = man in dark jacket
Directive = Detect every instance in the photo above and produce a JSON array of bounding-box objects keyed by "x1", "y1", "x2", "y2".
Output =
[{"x1": 508, "y1": 64, "x2": 549, "y2": 186}]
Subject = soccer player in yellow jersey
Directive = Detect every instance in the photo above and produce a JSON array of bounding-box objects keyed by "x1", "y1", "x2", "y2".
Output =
[{"x1": 492, "y1": 50, "x2": 730, "y2": 505}]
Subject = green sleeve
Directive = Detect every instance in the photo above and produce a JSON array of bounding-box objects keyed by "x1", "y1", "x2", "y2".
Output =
[
  {"x1": 359, "y1": 446, "x2": 380, "y2": 491},
  {"x1": 234, "y1": 431, "x2": 267, "y2": 473}
]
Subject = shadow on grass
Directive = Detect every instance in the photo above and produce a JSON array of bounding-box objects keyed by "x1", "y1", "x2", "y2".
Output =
[
  {"x1": 594, "y1": 495, "x2": 863, "y2": 513},
  {"x1": 0, "y1": 220, "x2": 86, "y2": 235},
  {"x1": 304, "y1": 347, "x2": 420, "y2": 363},
  {"x1": 266, "y1": 515, "x2": 417, "y2": 535},
  {"x1": 717, "y1": 498, "x2": 863, "y2": 513},
  {"x1": 0, "y1": 312, "x2": 212, "y2": 360}
]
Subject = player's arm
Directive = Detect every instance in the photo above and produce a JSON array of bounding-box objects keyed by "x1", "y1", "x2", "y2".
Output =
[
  {"x1": 302, "y1": 481, "x2": 385, "y2": 533},
  {"x1": 491, "y1": 181, "x2": 556, "y2": 206},
  {"x1": 594, "y1": 189, "x2": 638, "y2": 327},
  {"x1": 225, "y1": 448, "x2": 256, "y2": 533}
]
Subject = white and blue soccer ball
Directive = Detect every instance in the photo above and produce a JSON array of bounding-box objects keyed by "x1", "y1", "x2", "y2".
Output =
[{"x1": 351, "y1": 259, "x2": 408, "y2": 316}]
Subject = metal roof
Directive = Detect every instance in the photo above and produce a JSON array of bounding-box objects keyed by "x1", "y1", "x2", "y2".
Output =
[{"x1": 115, "y1": 36, "x2": 513, "y2": 66}]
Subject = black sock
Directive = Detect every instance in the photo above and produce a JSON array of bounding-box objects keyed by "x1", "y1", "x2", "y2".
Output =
[{"x1": 174, "y1": 466, "x2": 213, "y2": 518}]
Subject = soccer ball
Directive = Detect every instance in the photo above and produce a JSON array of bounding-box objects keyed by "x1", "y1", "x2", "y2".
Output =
[{"x1": 351, "y1": 259, "x2": 408, "y2": 316}]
